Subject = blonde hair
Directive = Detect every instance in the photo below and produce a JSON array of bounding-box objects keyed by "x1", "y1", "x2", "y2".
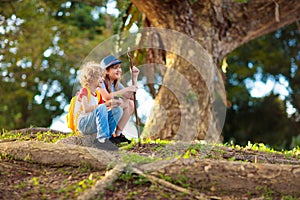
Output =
[{"x1": 79, "y1": 61, "x2": 104, "y2": 88}]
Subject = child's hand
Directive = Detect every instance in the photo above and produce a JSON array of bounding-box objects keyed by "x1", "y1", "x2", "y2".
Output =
[
  {"x1": 126, "y1": 85, "x2": 138, "y2": 93},
  {"x1": 131, "y1": 66, "x2": 139, "y2": 74},
  {"x1": 131, "y1": 66, "x2": 139, "y2": 80},
  {"x1": 105, "y1": 99, "x2": 122, "y2": 108}
]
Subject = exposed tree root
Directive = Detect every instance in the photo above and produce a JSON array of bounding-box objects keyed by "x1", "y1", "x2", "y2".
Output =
[
  {"x1": 0, "y1": 141, "x2": 116, "y2": 170},
  {"x1": 137, "y1": 158, "x2": 179, "y2": 172},
  {"x1": 1, "y1": 140, "x2": 300, "y2": 198},
  {"x1": 152, "y1": 158, "x2": 300, "y2": 197},
  {"x1": 220, "y1": 147, "x2": 300, "y2": 165},
  {"x1": 77, "y1": 163, "x2": 127, "y2": 200}
]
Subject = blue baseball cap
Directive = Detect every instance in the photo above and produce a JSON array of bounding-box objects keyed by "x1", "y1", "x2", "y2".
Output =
[{"x1": 100, "y1": 55, "x2": 122, "y2": 69}]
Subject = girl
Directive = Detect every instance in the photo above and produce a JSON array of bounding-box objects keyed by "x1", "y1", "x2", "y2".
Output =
[
  {"x1": 76, "y1": 61, "x2": 123, "y2": 150},
  {"x1": 99, "y1": 55, "x2": 139, "y2": 144}
]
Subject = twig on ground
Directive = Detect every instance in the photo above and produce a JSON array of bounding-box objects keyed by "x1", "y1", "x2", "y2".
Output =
[
  {"x1": 77, "y1": 163, "x2": 127, "y2": 200},
  {"x1": 132, "y1": 166, "x2": 221, "y2": 200}
]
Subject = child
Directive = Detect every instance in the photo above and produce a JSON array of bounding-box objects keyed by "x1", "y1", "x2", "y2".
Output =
[
  {"x1": 99, "y1": 55, "x2": 139, "y2": 144},
  {"x1": 76, "y1": 61, "x2": 123, "y2": 150}
]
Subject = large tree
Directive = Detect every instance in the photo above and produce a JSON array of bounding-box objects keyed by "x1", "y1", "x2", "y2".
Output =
[{"x1": 130, "y1": 0, "x2": 300, "y2": 141}]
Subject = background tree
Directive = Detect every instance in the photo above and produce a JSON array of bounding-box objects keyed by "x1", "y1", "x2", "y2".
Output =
[
  {"x1": 224, "y1": 23, "x2": 300, "y2": 149},
  {"x1": 0, "y1": 0, "x2": 112, "y2": 130}
]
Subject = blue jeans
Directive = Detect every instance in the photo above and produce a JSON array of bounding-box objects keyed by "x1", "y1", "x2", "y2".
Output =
[{"x1": 78, "y1": 105, "x2": 123, "y2": 140}]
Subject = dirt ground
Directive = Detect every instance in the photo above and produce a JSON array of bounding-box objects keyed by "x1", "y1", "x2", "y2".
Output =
[
  {"x1": 1, "y1": 141, "x2": 299, "y2": 200},
  {"x1": 0, "y1": 158, "x2": 105, "y2": 200}
]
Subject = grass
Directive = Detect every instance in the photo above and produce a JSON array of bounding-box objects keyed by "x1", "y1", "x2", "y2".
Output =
[
  {"x1": 122, "y1": 153, "x2": 160, "y2": 164},
  {"x1": 223, "y1": 141, "x2": 300, "y2": 159},
  {"x1": 54, "y1": 173, "x2": 103, "y2": 198},
  {"x1": 1, "y1": 128, "x2": 299, "y2": 160},
  {"x1": 0, "y1": 129, "x2": 75, "y2": 143},
  {"x1": 120, "y1": 138, "x2": 173, "y2": 150},
  {"x1": 159, "y1": 173, "x2": 190, "y2": 188}
]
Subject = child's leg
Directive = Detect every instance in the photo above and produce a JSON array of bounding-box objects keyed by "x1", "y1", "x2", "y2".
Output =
[
  {"x1": 95, "y1": 104, "x2": 110, "y2": 140},
  {"x1": 77, "y1": 113, "x2": 97, "y2": 135},
  {"x1": 107, "y1": 107, "x2": 123, "y2": 137},
  {"x1": 115, "y1": 99, "x2": 134, "y2": 133}
]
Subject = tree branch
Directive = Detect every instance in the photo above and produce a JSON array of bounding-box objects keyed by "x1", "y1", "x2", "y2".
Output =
[
  {"x1": 132, "y1": 166, "x2": 220, "y2": 200},
  {"x1": 77, "y1": 163, "x2": 127, "y2": 200}
]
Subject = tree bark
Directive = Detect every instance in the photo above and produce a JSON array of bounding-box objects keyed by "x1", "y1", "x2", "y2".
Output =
[
  {"x1": 131, "y1": 0, "x2": 300, "y2": 141},
  {"x1": 132, "y1": 0, "x2": 300, "y2": 61},
  {"x1": 143, "y1": 55, "x2": 214, "y2": 141}
]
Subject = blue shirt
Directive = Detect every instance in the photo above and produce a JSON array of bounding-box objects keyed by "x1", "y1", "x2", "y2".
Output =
[{"x1": 102, "y1": 81, "x2": 124, "y2": 92}]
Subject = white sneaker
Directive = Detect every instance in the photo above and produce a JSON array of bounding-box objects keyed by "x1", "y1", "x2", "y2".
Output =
[{"x1": 98, "y1": 137, "x2": 106, "y2": 143}]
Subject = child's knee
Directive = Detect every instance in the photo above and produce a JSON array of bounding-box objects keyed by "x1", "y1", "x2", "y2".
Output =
[
  {"x1": 95, "y1": 104, "x2": 108, "y2": 117},
  {"x1": 112, "y1": 107, "x2": 123, "y2": 119},
  {"x1": 96, "y1": 104, "x2": 107, "y2": 112}
]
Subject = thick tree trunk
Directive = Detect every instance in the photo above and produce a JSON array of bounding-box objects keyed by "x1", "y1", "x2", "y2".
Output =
[
  {"x1": 143, "y1": 55, "x2": 214, "y2": 141},
  {"x1": 131, "y1": 0, "x2": 300, "y2": 141}
]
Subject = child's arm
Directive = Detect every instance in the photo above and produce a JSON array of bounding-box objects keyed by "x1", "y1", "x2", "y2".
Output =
[
  {"x1": 81, "y1": 95, "x2": 122, "y2": 113},
  {"x1": 81, "y1": 96, "x2": 97, "y2": 113},
  {"x1": 131, "y1": 66, "x2": 139, "y2": 86},
  {"x1": 103, "y1": 99, "x2": 122, "y2": 109},
  {"x1": 98, "y1": 85, "x2": 137, "y2": 101},
  {"x1": 79, "y1": 88, "x2": 97, "y2": 113}
]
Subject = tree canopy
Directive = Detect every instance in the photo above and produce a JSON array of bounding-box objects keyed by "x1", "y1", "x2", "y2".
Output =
[{"x1": 0, "y1": 0, "x2": 114, "y2": 129}]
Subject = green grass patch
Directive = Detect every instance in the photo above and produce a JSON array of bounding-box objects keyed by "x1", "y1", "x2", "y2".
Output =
[
  {"x1": 0, "y1": 152, "x2": 15, "y2": 160},
  {"x1": 56, "y1": 173, "x2": 102, "y2": 198},
  {"x1": 122, "y1": 153, "x2": 160, "y2": 164},
  {"x1": 159, "y1": 173, "x2": 190, "y2": 188},
  {"x1": 119, "y1": 140, "x2": 138, "y2": 150},
  {"x1": 224, "y1": 141, "x2": 300, "y2": 159},
  {"x1": 0, "y1": 129, "x2": 75, "y2": 143},
  {"x1": 120, "y1": 138, "x2": 172, "y2": 150}
]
